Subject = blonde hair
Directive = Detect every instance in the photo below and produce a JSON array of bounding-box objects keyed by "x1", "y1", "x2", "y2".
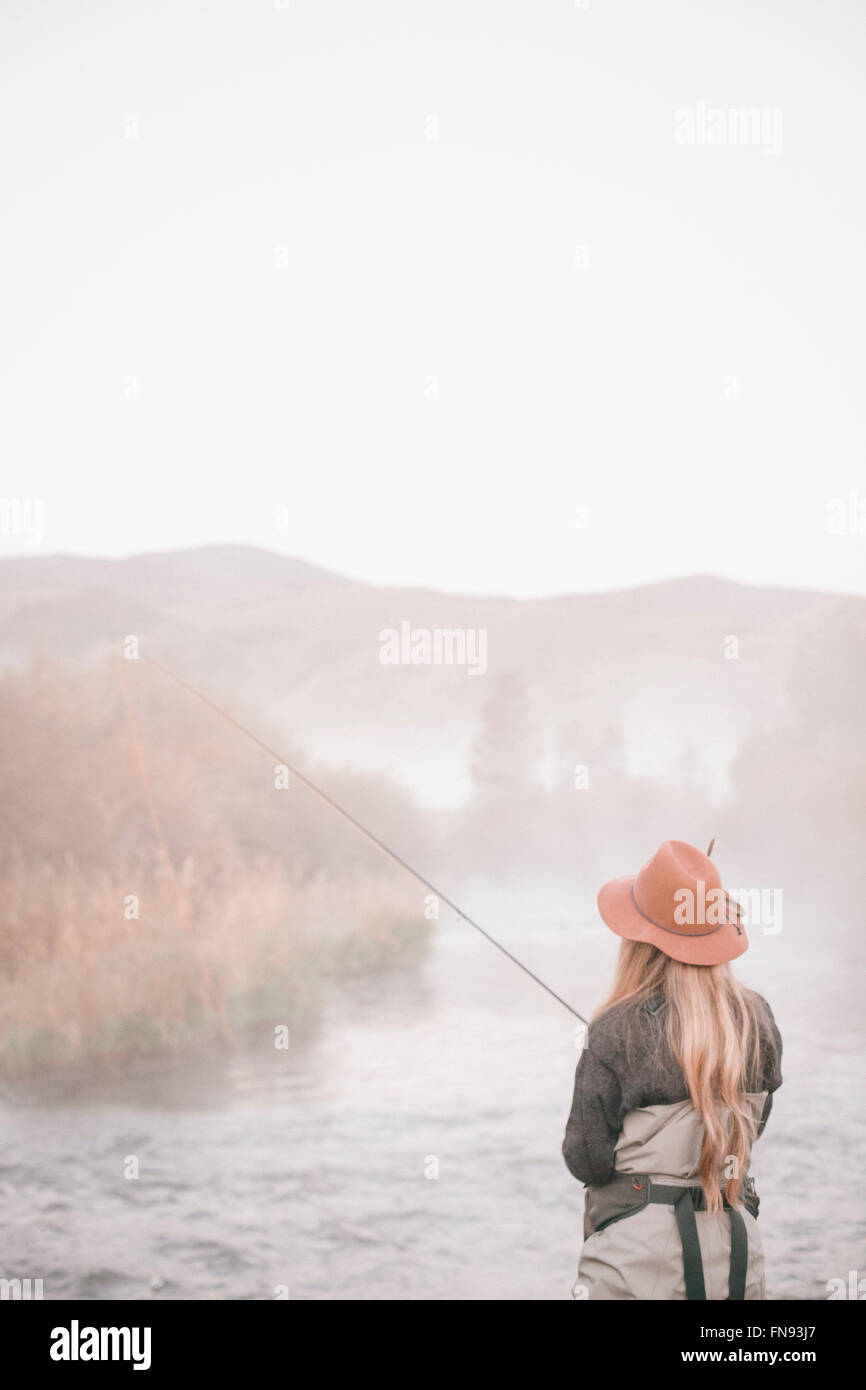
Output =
[{"x1": 595, "y1": 939, "x2": 765, "y2": 1212}]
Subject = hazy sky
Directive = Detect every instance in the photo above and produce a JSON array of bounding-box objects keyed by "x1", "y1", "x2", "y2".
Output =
[{"x1": 2, "y1": 0, "x2": 865, "y2": 596}]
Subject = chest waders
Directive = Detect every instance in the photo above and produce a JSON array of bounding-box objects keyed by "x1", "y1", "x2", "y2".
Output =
[{"x1": 583, "y1": 1173, "x2": 759, "y2": 1301}]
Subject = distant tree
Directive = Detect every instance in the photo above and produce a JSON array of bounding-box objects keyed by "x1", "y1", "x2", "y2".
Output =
[{"x1": 469, "y1": 673, "x2": 535, "y2": 800}]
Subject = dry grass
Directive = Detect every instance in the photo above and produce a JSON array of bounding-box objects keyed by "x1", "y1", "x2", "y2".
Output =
[{"x1": 0, "y1": 659, "x2": 431, "y2": 1073}]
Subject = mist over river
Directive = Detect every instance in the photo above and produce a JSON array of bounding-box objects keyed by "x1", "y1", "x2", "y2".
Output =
[{"x1": 2, "y1": 909, "x2": 863, "y2": 1301}]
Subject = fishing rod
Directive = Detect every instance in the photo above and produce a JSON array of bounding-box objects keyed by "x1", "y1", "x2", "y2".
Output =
[{"x1": 139, "y1": 653, "x2": 589, "y2": 1026}]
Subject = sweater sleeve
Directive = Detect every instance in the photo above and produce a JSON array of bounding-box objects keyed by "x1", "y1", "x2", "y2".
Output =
[
  {"x1": 561, "y1": 1041, "x2": 624, "y2": 1187},
  {"x1": 753, "y1": 993, "x2": 783, "y2": 1138},
  {"x1": 759, "y1": 996, "x2": 783, "y2": 1094}
]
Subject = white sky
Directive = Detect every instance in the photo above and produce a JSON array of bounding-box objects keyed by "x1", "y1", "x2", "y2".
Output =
[{"x1": 1, "y1": 0, "x2": 865, "y2": 597}]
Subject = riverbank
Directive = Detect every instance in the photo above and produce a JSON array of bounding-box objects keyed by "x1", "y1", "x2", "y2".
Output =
[{"x1": 0, "y1": 856, "x2": 429, "y2": 1076}]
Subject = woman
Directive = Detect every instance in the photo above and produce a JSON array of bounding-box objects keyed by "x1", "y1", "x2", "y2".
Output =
[{"x1": 563, "y1": 839, "x2": 783, "y2": 1300}]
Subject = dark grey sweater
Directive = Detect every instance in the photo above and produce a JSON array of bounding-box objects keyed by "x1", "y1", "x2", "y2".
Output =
[{"x1": 562, "y1": 990, "x2": 783, "y2": 1187}]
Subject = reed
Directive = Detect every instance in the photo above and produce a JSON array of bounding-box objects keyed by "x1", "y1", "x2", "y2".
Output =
[{"x1": 0, "y1": 659, "x2": 431, "y2": 1074}]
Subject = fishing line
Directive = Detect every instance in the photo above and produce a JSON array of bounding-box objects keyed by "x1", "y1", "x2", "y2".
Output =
[{"x1": 139, "y1": 653, "x2": 589, "y2": 1026}]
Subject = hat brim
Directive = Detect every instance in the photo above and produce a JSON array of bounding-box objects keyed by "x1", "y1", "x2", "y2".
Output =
[{"x1": 597, "y1": 876, "x2": 749, "y2": 966}]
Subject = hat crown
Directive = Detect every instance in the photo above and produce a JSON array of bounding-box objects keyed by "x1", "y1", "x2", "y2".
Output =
[{"x1": 633, "y1": 840, "x2": 724, "y2": 936}]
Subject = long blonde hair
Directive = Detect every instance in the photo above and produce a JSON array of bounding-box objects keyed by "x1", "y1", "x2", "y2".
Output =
[{"x1": 595, "y1": 939, "x2": 765, "y2": 1212}]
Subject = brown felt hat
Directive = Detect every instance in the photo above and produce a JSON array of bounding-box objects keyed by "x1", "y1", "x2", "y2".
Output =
[{"x1": 597, "y1": 839, "x2": 748, "y2": 966}]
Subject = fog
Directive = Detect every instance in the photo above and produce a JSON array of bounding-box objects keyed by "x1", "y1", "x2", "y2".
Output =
[{"x1": 1, "y1": 0, "x2": 864, "y2": 1303}]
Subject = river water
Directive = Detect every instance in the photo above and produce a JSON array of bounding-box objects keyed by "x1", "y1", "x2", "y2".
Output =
[{"x1": 1, "y1": 910, "x2": 863, "y2": 1300}]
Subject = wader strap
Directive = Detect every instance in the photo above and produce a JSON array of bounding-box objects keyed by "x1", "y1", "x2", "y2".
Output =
[
  {"x1": 645, "y1": 1182, "x2": 748, "y2": 1301},
  {"x1": 727, "y1": 1206, "x2": 748, "y2": 1301},
  {"x1": 672, "y1": 1189, "x2": 707, "y2": 1301},
  {"x1": 588, "y1": 1175, "x2": 755, "y2": 1300}
]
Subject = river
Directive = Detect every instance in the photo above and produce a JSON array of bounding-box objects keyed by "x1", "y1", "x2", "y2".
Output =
[{"x1": 1, "y1": 909, "x2": 863, "y2": 1300}]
